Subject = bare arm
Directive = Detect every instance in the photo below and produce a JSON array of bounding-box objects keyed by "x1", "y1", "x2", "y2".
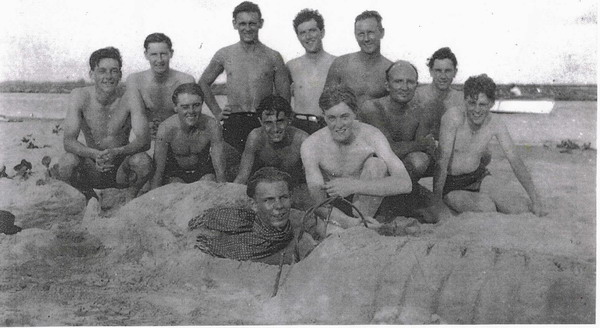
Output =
[
  {"x1": 433, "y1": 109, "x2": 461, "y2": 199},
  {"x1": 233, "y1": 129, "x2": 260, "y2": 184},
  {"x1": 273, "y1": 52, "x2": 291, "y2": 102},
  {"x1": 198, "y1": 52, "x2": 225, "y2": 119},
  {"x1": 324, "y1": 58, "x2": 342, "y2": 89},
  {"x1": 495, "y1": 118, "x2": 544, "y2": 216},
  {"x1": 209, "y1": 119, "x2": 226, "y2": 183},
  {"x1": 63, "y1": 89, "x2": 101, "y2": 159},
  {"x1": 150, "y1": 123, "x2": 169, "y2": 190},
  {"x1": 112, "y1": 87, "x2": 150, "y2": 156}
]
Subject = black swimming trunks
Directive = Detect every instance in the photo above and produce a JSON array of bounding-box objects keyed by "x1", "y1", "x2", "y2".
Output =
[
  {"x1": 443, "y1": 163, "x2": 490, "y2": 196},
  {"x1": 164, "y1": 146, "x2": 215, "y2": 183},
  {"x1": 222, "y1": 112, "x2": 262, "y2": 153}
]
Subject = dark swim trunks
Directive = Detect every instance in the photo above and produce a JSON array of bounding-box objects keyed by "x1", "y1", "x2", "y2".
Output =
[
  {"x1": 164, "y1": 146, "x2": 215, "y2": 183},
  {"x1": 291, "y1": 113, "x2": 326, "y2": 135},
  {"x1": 443, "y1": 163, "x2": 490, "y2": 196},
  {"x1": 222, "y1": 112, "x2": 262, "y2": 153}
]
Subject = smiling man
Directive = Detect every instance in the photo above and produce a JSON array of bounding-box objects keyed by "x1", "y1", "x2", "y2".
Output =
[
  {"x1": 57, "y1": 47, "x2": 152, "y2": 202},
  {"x1": 125, "y1": 33, "x2": 195, "y2": 138},
  {"x1": 324, "y1": 10, "x2": 392, "y2": 107},
  {"x1": 199, "y1": 1, "x2": 291, "y2": 153},
  {"x1": 359, "y1": 61, "x2": 437, "y2": 183},
  {"x1": 286, "y1": 9, "x2": 336, "y2": 133},
  {"x1": 434, "y1": 74, "x2": 544, "y2": 217},
  {"x1": 234, "y1": 95, "x2": 308, "y2": 185},
  {"x1": 301, "y1": 84, "x2": 412, "y2": 230},
  {"x1": 150, "y1": 83, "x2": 225, "y2": 189}
]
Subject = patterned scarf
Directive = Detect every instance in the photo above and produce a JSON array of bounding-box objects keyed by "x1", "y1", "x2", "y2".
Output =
[{"x1": 194, "y1": 207, "x2": 293, "y2": 261}]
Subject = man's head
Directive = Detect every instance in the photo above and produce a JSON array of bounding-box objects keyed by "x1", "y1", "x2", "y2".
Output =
[
  {"x1": 293, "y1": 9, "x2": 325, "y2": 54},
  {"x1": 256, "y1": 95, "x2": 293, "y2": 143},
  {"x1": 427, "y1": 47, "x2": 458, "y2": 91},
  {"x1": 385, "y1": 60, "x2": 419, "y2": 104},
  {"x1": 319, "y1": 84, "x2": 358, "y2": 143},
  {"x1": 247, "y1": 167, "x2": 292, "y2": 230},
  {"x1": 354, "y1": 10, "x2": 384, "y2": 55},
  {"x1": 144, "y1": 33, "x2": 173, "y2": 75},
  {"x1": 89, "y1": 47, "x2": 122, "y2": 93},
  {"x1": 172, "y1": 83, "x2": 204, "y2": 127},
  {"x1": 232, "y1": 1, "x2": 263, "y2": 44},
  {"x1": 463, "y1": 74, "x2": 496, "y2": 127}
]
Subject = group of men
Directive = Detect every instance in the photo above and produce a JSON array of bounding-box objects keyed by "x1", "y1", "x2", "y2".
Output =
[{"x1": 56, "y1": 1, "x2": 544, "y2": 263}]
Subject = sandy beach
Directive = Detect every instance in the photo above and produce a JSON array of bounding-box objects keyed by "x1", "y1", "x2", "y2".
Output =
[{"x1": 0, "y1": 100, "x2": 596, "y2": 324}]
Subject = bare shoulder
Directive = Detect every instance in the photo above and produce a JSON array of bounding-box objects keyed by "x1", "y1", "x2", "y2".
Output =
[
  {"x1": 358, "y1": 121, "x2": 384, "y2": 137},
  {"x1": 290, "y1": 126, "x2": 309, "y2": 142},
  {"x1": 441, "y1": 106, "x2": 465, "y2": 125},
  {"x1": 171, "y1": 70, "x2": 195, "y2": 83},
  {"x1": 286, "y1": 56, "x2": 303, "y2": 70},
  {"x1": 125, "y1": 71, "x2": 145, "y2": 85},
  {"x1": 157, "y1": 115, "x2": 179, "y2": 139},
  {"x1": 303, "y1": 128, "x2": 328, "y2": 149}
]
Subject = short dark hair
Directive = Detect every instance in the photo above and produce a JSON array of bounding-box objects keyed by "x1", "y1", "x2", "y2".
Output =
[
  {"x1": 385, "y1": 60, "x2": 419, "y2": 82},
  {"x1": 319, "y1": 83, "x2": 358, "y2": 113},
  {"x1": 233, "y1": 1, "x2": 261, "y2": 20},
  {"x1": 427, "y1": 47, "x2": 458, "y2": 69},
  {"x1": 247, "y1": 167, "x2": 292, "y2": 198},
  {"x1": 293, "y1": 9, "x2": 324, "y2": 33},
  {"x1": 89, "y1": 47, "x2": 122, "y2": 70},
  {"x1": 172, "y1": 83, "x2": 204, "y2": 105},
  {"x1": 256, "y1": 95, "x2": 293, "y2": 119},
  {"x1": 464, "y1": 74, "x2": 496, "y2": 102},
  {"x1": 144, "y1": 33, "x2": 173, "y2": 50},
  {"x1": 355, "y1": 10, "x2": 383, "y2": 30}
]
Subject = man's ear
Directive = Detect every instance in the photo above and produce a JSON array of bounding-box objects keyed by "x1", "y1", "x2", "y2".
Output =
[
  {"x1": 258, "y1": 18, "x2": 264, "y2": 29},
  {"x1": 250, "y1": 198, "x2": 258, "y2": 212},
  {"x1": 232, "y1": 19, "x2": 237, "y2": 29}
]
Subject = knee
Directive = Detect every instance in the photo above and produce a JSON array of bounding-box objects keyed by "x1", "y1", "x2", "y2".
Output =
[
  {"x1": 128, "y1": 153, "x2": 153, "y2": 176},
  {"x1": 405, "y1": 152, "x2": 430, "y2": 174},
  {"x1": 444, "y1": 191, "x2": 497, "y2": 213},
  {"x1": 57, "y1": 153, "x2": 81, "y2": 180},
  {"x1": 363, "y1": 157, "x2": 387, "y2": 178}
]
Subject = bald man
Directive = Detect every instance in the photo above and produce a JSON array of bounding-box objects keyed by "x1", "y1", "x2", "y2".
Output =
[{"x1": 359, "y1": 61, "x2": 436, "y2": 183}]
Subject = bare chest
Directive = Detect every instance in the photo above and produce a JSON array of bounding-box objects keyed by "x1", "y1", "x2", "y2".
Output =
[
  {"x1": 169, "y1": 129, "x2": 211, "y2": 156},
  {"x1": 319, "y1": 143, "x2": 375, "y2": 179}
]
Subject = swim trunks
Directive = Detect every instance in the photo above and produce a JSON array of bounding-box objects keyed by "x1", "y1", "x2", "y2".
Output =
[
  {"x1": 164, "y1": 146, "x2": 215, "y2": 183},
  {"x1": 443, "y1": 163, "x2": 490, "y2": 196},
  {"x1": 222, "y1": 112, "x2": 262, "y2": 153}
]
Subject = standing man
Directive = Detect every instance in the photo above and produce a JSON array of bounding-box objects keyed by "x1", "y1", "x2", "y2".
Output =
[
  {"x1": 150, "y1": 83, "x2": 226, "y2": 190},
  {"x1": 324, "y1": 10, "x2": 392, "y2": 107},
  {"x1": 414, "y1": 47, "x2": 464, "y2": 139},
  {"x1": 234, "y1": 95, "x2": 308, "y2": 186},
  {"x1": 359, "y1": 60, "x2": 437, "y2": 183},
  {"x1": 125, "y1": 33, "x2": 195, "y2": 138},
  {"x1": 301, "y1": 84, "x2": 412, "y2": 229},
  {"x1": 199, "y1": 1, "x2": 291, "y2": 153},
  {"x1": 57, "y1": 47, "x2": 152, "y2": 202},
  {"x1": 286, "y1": 9, "x2": 336, "y2": 134},
  {"x1": 434, "y1": 74, "x2": 544, "y2": 217}
]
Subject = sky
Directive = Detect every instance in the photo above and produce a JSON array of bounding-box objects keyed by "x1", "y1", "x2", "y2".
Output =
[{"x1": 0, "y1": 0, "x2": 597, "y2": 84}]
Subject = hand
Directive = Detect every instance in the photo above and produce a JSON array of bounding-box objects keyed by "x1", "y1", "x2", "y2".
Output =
[
  {"x1": 218, "y1": 106, "x2": 233, "y2": 121},
  {"x1": 95, "y1": 149, "x2": 118, "y2": 172},
  {"x1": 418, "y1": 134, "x2": 437, "y2": 155},
  {"x1": 530, "y1": 199, "x2": 547, "y2": 217},
  {"x1": 322, "y1": 178, "x2": 357, "y2": 198},
  {"x1": 363, "y1": 216, "x2": 382, "y2": 229}
]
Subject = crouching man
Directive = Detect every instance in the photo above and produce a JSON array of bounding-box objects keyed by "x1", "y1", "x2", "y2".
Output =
[
  {"x1": 194, "y1": 167, "x2": 317, "y2": 265},
  {"x1": 301, "y1": 84, "x2": 412, "y2": 230},
  {"x1": 57, "y1": 47, "x2": 152, "y2": 201}
]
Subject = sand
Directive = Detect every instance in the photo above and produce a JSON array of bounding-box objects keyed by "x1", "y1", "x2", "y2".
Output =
[{"x1": 0, "y1": 117, "x2": 595, "y2": 325}]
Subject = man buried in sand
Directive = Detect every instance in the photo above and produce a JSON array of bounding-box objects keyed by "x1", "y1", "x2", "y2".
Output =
[
  {"x1": 150, "y1": 83, "x2": 226, "y2": 190},
  {"x1": 301, "y1": 84, "x2": 412, "y2": 230},
  {"x1": 194, "y1": 167, "x2": 317, "y2": 265},
  {"x1": 433, "y1": 74, "x2": 545, "y2": 217},
  {"x1": 57, "y1": 47, "x2": 152, "y2": 202}
]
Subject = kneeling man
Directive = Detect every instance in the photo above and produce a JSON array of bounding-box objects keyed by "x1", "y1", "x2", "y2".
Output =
[
  {"x1": 234, "y1": 95, "x2": 309, "y2": 185},
  {"x1": 150, "y1": 83, "x2": 226, "y2": 189},
  {"x1": 301, "y1": 84, "x2": 412, "y2": 229},
  {"x1": 434, "y1": 74, "x2": 544, "y2": 216},
  {"x1": 195, "y1": 167, "x2": 316, "y2": 265},
  {"x1": 58, "y1": 47, "x2": 152, "y2": 201}
]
